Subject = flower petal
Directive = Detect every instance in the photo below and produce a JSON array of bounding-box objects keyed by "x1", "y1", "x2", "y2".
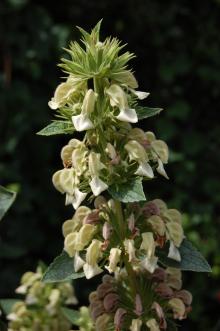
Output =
[
  {"x1": 72, "y1": 114, "x2": 94, "y2": 131},
  {"x1": 74, "y1": 252, "x2": 85, "y2": 272},
  {"x1": 90, "y1": 177, "x2": 108, "y2": 196},
  {"x1": 157, "y1": 159, "x2": 169, "y2": 179},
  {"x1": 130, "y1": 89, "x2": 150, "y2": 100},
  {"x1": 168, "y1": 241, "x2": 181, "y2": 262},
  {"x1": 83, "y1": 263, "x2": 103, "y2": 279},
  {"x1": 135, "y1": 162, "x2": 154, "y2": 178},
  {"x1": 116, "y1": 108, "x2": 138, "y2": 123},
  {"x1": 141, "y1": 256, "x2": 158, "y2": 273}
]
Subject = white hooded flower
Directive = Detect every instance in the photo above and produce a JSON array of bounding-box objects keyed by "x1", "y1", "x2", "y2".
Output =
[
  {"x1": 88, "y1": 152, "x2": 108, "y2": 196},
  {"x1": 106, "y1": 248, "x2": 122, "y2": 273},
  {"x1": 125, "y1": 140, "x2": 154, "y2": 178},
  {"x1": 106, "y1": 84, "x2": 138, "y2": 123},
  {"x1": 146, "y1": 318, "x2": 160, "y2": 331},
  {"x1": 140, "y1": 232, "x2": 158, "y2": 273},
  {"x1": 130, "y1": 318, "x2": 142, "y2": 331},
  {"x1": 124, "y1": 239, "x2": 136, "y2": 262},
  {"x1": 48, "y1": 76, "x2": 84, "y2": 109},
  {"x1": 72, "y1": 89, "x2": 97, "y2": 131}
]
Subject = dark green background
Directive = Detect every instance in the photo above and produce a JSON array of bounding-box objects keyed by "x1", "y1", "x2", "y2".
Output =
[{"x1": 1, "y1": 0, "x2": 220, "y2": 329}]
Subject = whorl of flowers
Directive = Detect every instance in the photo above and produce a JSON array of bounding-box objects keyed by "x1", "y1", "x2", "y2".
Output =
[
  {"x1": 46, "y1": 21, "x2": 193, "y2": 330},
  {"x1": 7, "y1": 266, "x2": 77, "y2": 331},
  {"x1": 89, "y1": 270, "x2": 192, "y2": 331}
]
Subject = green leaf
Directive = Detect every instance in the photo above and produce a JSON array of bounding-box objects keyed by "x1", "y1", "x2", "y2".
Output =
[
  {"x1": 136, "y1": 106, "x2": 163, "y2": 120},
  {"x1": 0, "y1": 299, "x2": 21, "y2": 315},
  {"x1": 42, "y1": 251, "x2": 84, "y2": 283},
  {"x1": 108, "y1": 177, "x2": 146, "y2": 202},
  {"x1": 61, "y1": 307, "x2": 80, "y2": 325},
  {"x1": 37, "y1": 121, "x2": 74, "y2": 136},
  {"x1": 0, "y1": 185, "x2": 16, "y2": 221},
  {"x1": 158, "y1": 239, "x2": 212, "y2": 272}
]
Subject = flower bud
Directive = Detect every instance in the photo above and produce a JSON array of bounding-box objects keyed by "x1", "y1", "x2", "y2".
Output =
[
  {"x1": 103, "y1": 293, "x2": 119, "y2": 312},
  {"x1": 152, "y1": 302, "x2": 167, "y2": 329},
  {"x1": 166, "y1": 222, "x2": 184, "y2": 247},
  {"x1": 114, "y1": 308, "x2": 127, "y2": 329},
  {"x1": 164, "y1": 209, "x2": 182, "y2": 224},
  {"x1": 152, "y1": 199, "x2": 167, "y2": 213},
  {"x1": 102, "y1": 222, "x2": 112, "y2": 240},
  {"x1": 155, "y1": 283, "x2": 173, "y2": 299},
  {"x1": 168, "y1": 298, "x2": 186, "y2": 320},
  {"x1": 134, "y1": 294, "x2": 143, "y2": 316},
  {"x1": 95, "y1": 313, "x2": 111, "y2": 331},
  {"x1": 175, "y1": 290, "x2": 193, "y2": 306},
  {"x1": 166, "y1": 268, "x2": 182, "y2": 290},
  {"x1": 94, "y1": 196, "x2": 107, "y2": 209},
  {"x1": 142, "y1": 201, "x2": 160, "y2": 217},
  {"x1": 151, "y1": 140, "x2": 169, "y2": 164},
  {"x1": 147, "y1": 215, "x2": 166, "y2": 237},
  {"x1": 97, "y1": 282, "x2": 116, "y2": 299}
]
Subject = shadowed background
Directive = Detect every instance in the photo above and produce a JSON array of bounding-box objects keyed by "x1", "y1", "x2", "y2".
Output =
[{"x1": 1, "y1": 0, "x2": 220, "y2": 330}]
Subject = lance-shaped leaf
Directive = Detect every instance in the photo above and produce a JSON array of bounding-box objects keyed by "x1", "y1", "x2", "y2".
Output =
[
  {"x1": 61, "y1": 307, "x2": 80, "y2": 325},
  {"x1": 136, "y1": 106, "x2": 163, "y2": 120},
  {"x1": 0, "y1": 186, "x2": 16, "y2": 221},
  {"x1": 42, "y1": 251, "x2": 84, "y2": 283},
  {"x1": 37, "y1": 121, "x2": 74, "y2": 136},
  {"x1": 108, "y1": 177, "x2": 146, "y2": 202},
  {"x1": 0, "y1": 299, "x2": 21, "y2": 315},
  {"x1": 157, "y1": 239, "x2": 211, "y2": 272}
]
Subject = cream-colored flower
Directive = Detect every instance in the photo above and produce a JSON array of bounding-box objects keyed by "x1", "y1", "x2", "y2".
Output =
[
  {"x1": 140, "y1": 232, "x2": 158, "y2": 273},
  {"x1": 124, "y1": 239, "x2": 136, "y2": 262},
  {"x1": 130, "y1": 318, "x2": 142, "y2": 331},
  {"x1": 147, "y1": 215, "x2": 166, "y2": 237},
  {"x1": 106, "y1": 84, "x2": 138, "y2": 123},
  {"x1": 166, "y1": 268, "x2": 182, "y2": 290},
  {"x1": 125, "y1": 140, "x2": 154, "y2": 178},
  {"x1": 146, "y1": 318, "x2": 160, "y2": 331},
  {"x1": 76, "y1": 224, "x2": 97, "y2": 251},
  {"x1": 83, "y1": 263, "x2": 103, "y2": 279},
  {"x1": 168, "y1": 298, "x2": 186, "y2": 320},
  {"x1": 64, "y1": 232, "x2": 78, "y2": 257},
  {"x1": 164, "y1": 209, "x2": 182, "y2": 224},
  {"x1": 48, "y1": 76, "x2": 84, "y2": 110},
  {"x1": 106, "y1": 248, "x2": 122, "y2": 273},
  {"x1": 88, "y1": 152, "x2": 108, "y2": 196},
  {"x1": 151, "y1": 140, "x2": 169, "y2": 164},
  {"x1": 166, "y1": 221, "x2": 184, "y2": 247},
  {"x1": 85, "y1": 239, "x2": 102, "y2": 266},
  {"x1": 72, "y1": 89, "x2": 96, "y2": 131}
]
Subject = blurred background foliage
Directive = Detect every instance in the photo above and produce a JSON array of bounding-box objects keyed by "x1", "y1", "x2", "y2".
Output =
[{"x1": 0, "y1": 0, "x2": 220, "y2": 329}]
